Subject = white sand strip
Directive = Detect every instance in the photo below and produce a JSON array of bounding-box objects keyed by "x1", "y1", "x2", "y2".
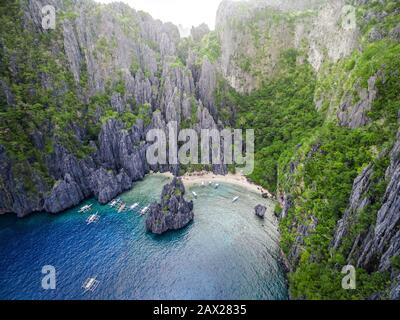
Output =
[{"x1": 154, "y1": 171, "x2": 273, "y2": 198}]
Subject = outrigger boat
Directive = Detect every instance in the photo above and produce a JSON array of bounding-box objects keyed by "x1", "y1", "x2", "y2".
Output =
[
  {"x1": 118, "y1": 203, "x2": 126, "y2": 213},
  {"x1": 232, "y1": 196, "x2": 239, "y2": 203},
  {"x1": 140, "y1": 206, "x2": 149, "y2": 215},
  {"x1": 86, "y1": 212, "x2": 100, "y2": 225},
  {"x1": 79, "y1": 204, "x2": 93, "y2": 213},
  {"x1": 110, "y1": 198, "x2": 122, "y2": 207},
  {"x1": 82, "y1": 277, "x2": 99, "y2": 292},
  {"x1": 130, "y1": 203, "x2": 139, "y2": 210},
  {"x1": 109, "y1": 200, "x2": 117, "y2": 207}
]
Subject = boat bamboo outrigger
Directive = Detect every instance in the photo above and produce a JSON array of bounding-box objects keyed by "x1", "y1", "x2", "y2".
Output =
[
  {"x1": 109, "y1": 200, "x2": 117, "y2": 207},
  {"x1": 110, "y1": 198, "x2": 122, "y2": 207},
  {"x1": 130, "y1": 203, "x2": 139, "y2": 211},
  {"x1": 118, "y1": 203, "x2": 126, "y2": 213},
  {"x1": 82, "y1": 277, "x2": 99, "y2": 292},
  {"x1": 232, "y1": 196, "x2": 239, "y2": 203},
  {"x1": 140, "y1": 206, "x2": 149, "y2": 215},
  {"x1": 86, "y1": 212, "x2": 100, "y2": 225},
  {"x1": 79, "y1": 204, "x2": 93, "y2": 213}
]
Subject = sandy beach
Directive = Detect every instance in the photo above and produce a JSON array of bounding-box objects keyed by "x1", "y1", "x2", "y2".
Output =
[{"x1": 155, "y1": 171, "x2": 274, "y2": 198}]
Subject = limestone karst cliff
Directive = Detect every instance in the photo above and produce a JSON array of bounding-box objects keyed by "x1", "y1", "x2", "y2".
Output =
[
  {"x1": 216, "y1": 0, "x2": 400, "y2": 299},
  {"x1": 0, "y1": 0, "x2": 226, "y2": 217},
  {"x1": 0, "y1": 0, "x2": 399, "y2": 300},
  {"x1": 216, "y1": 0, "x2": 358, "y2": 93}
]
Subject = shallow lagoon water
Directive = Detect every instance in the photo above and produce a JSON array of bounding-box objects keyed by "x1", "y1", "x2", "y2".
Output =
[{"x1": 0, "y1": 175, "x2": 288, "y2": 300}]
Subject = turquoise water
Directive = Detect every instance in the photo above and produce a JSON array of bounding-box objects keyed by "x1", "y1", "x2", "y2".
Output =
[{"x1": 0, "y1": 175, "x2": 288, "y2": 300}]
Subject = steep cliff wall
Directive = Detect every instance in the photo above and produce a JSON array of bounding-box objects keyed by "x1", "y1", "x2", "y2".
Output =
[
  {"x1": 277, "y1": 1, "x2": 400, "y2": 299},
  {"x1": 0, "y1": 0, "x2": 224, "y2": 217},
  {"x1": 0, "y1": 0, "x2": 399, "y2": 300},
  {"x1": 216, "y1": 0, "x2": 358, "y2": 93},
  {"x1": 220, "y1": 0, "x2": 400, "y2": 299}
]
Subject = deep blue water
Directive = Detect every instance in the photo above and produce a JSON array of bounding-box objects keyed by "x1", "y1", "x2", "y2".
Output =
[{"x1": 0, "y1": 174, "x2": 288, "y2": 300}]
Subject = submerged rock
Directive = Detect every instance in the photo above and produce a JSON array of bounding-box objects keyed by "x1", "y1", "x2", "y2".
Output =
[
  {"x1": 254, "y1": 204, "x2": 266, "y2": 218},
  {"x1": 146, "y1": 177, "x2": 194, "y2": 234}
]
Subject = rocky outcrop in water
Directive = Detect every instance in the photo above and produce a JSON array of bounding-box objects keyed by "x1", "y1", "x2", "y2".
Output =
[
  {"x1": 146, "y1": 177, "x2": 194, "y2": 234},
  {"x1": 255, "y1": 204, "x2": 266, "y2": 218}
]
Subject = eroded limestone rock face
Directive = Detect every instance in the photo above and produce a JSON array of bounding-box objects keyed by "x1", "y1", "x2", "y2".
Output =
[
  {"x1": 44, "y1": 173, "x2": 85, "y2": 213},
  {"x1": 89, "y1": 168, "x2": 132, "y2": 204},
  {"x1": 191, "y1": 23, "x2": 210, "y2": 42},
  {"x1": 146, "y1": 177, "x2": 194, "y2": 234},
  {"x1": 337, "y1": 72, "x2": 381, "y2": 128},
  {"x1": 0, "y1": 0, "x2": 229, "y2": 217},
  {"x1": 356, "y1": 132, "x2": 400, "y2": 272},
  {"x1": 332, "y1": 164, "x2": 374, "y2": 250},
  {"x1": 42, "y1": 118, "x2": 148, "y2": 214},
  {"x1": 216, "y1": 0, "x2": 358, "y2": 93},
  {"x1": 330, "y1": 131, "x2": 400, "y2": 294}
]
